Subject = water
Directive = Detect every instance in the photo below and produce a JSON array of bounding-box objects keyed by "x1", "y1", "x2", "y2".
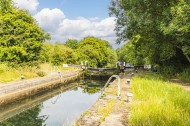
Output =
[{"x1": 0, "y1": 79, "x2": 105, "y2": 126}]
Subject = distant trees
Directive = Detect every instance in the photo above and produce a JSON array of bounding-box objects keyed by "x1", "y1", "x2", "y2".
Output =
[
  {"x1": 116, "y1": 42, "x2": 145, "y2": 65},
  {"x1": 40, "y1": 37, "x2": 118, "y2": 68},
  {"x1": 77, "y1": 37, "x2": 117, "y2": 68},
  {"x1": 110, "y1": 0, "x2": 190, "y2": 73},
  {"x1": 64, "y1": 39, "x2": 78, "y2": 49},
  {"x1": 0, "y1": 0, "x2": 117, "y2": 68}
]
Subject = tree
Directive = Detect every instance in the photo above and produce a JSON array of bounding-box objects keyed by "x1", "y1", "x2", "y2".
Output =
[
  {"x1": 110, "y1": 0, "x2": 190, "y2": 72},
  {"x1": 39, "y1": 43, "x2": 54, "y2": 63},
  {"x1": 51, "y1": 43, "x2": 77, "y2": 65},
  {"x1": 0, "y1": 0, "x2": 46, "y2": 63},
  {"x1": 64, "y1": 39, "x2": 78, "y2": 49},
  {"x1": 107, "y1": 48, "x2": 118, "y2": 67},
  {"x1": 0, "y1": 0, "x2": 13, "y2": 12},
  {"x1": 116, "y1": 41, "x2": 146, "y2": 65},
  {"x1": 77, "y1": 37, "x2": 117, "y2": 68}
]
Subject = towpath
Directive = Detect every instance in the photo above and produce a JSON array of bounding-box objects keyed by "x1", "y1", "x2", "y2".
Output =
[
  {"x1": 170, "y1": 79, "x2": 190, "y2": 91},
  {"x1": 0, "y1": 69, "x2": 82, "y2": 106},
  {"x1": 76, "y1": 72, "x2": 133, "y2": 126}
]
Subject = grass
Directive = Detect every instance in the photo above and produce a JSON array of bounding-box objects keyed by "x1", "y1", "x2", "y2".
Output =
[
  {"x1": 130, "y1": 72, "x2": 190, "y2": 126},
  {"x1": 0, "y1": 63, "x2": 38, "y2": 83},
  {"x1": 0, "y1": 63, "x2": 79, "y2": 84},
  {"x1": 97, "y1": 98, "x2": 116, "y2": 122}
]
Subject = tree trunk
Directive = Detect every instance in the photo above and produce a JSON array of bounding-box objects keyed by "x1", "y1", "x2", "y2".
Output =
[
  {"x1": 176, "y1": 46, "x2": 190, "y2": 63},
  {"x1": 184, "y1": 53, "x2": 190, "y2": 63}
]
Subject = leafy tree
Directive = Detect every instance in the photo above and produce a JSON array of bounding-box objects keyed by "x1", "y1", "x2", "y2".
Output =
[
  {"x1": 107, "y1": 48, "x2": 118, "y2": 67},
  {"x1": 77, "y1": 37, "x2": 117, "y2": 68},
  {"x1": 0, "y1": 0, "x2": 13, "y2": 12},
  {"x1": 110, "y1": 0, "x2": 190, "y2": 72},
  {"x1": 117, "y1": 42, "x2": 145, "y2": 65},
  {"x1": 51, "y1": 43, "x2": 77, "y2": 65},
  {"x1": 65, "y1": 39, "x2": 78, "y2": 49},
  {"x1": 0, "y1": 0, "x2": 46, "y2": 63},
  {"x1": 39, "y1": 43, "x2": 54, "y2": 63}
]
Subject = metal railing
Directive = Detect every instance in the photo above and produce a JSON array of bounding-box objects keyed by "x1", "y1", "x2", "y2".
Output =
[{"x1": 101, "y1": 75, "x2": 120, "y2": 97}]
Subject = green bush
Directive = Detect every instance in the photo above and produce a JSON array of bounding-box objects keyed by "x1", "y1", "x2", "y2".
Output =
[
  {"x1": 158, "y1": 65, "x2": 177, "y2": 77},
  {"x1": 36, "y1": 71, "x2": 46, "y2": 77},
  {"x1": 178, "y1": 68, "x2": 190, "y2": 83},
  {"x1": 0, "y1": 63, "x2": 8, "y2": 73}
]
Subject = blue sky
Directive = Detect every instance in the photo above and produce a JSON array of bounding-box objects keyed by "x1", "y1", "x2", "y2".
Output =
[
  {"x1": 13, "y1": 0, "x2": 120, "y2": 48},
  {"x1": 38, "y1": 0, "x2": 111, "y2": 19}
]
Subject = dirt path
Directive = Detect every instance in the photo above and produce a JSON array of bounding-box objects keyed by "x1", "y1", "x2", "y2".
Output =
[
  {"x1": 170, "y1": 79, "x2": 190, "y2": 91},
  {"x1": 76, "y1": 73, "x2": 133, "y2": 126}
]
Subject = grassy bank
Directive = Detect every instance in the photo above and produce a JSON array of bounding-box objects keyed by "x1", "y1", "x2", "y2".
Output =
[
  {"x1": 0, "y1": 63, "x2": 78, "y2": 84},
  {"x1": 130, "y1": 73, "x2": 190, "y2": 126}
]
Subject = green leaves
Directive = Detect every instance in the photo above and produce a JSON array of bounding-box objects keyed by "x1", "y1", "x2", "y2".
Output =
[
  {"x1": 65, "y1": 39, "x2": 78, "y2": 49},
  {"x1": 77, "y1": 37, "x2": 117, "y2": 68},
  {"x1": 111, "y1": 0, "x2": 190, "y2": 71},
  {"x1": 0, "y1": 3, "x2": 45, "y2": 63}
]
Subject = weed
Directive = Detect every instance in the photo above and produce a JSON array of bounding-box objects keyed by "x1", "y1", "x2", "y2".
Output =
[
  {"x1": 97, "y1": 98, "x2": 115, "y2": 123},
  {"x1": 37, "y1": 71, "x2": 46, "y2": 77}
]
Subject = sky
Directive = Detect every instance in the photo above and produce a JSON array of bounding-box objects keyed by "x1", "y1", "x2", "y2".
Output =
[{"x1": 13, "y1": 0, "x2": 120, "y2": 49}]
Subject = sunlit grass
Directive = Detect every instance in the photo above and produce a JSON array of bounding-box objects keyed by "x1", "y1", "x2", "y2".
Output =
[
  {"x1": 0, "y1": 63, "x2": 80, "y2": 84},
  {"x1": 0, "y1": 64, "x2": 37, "y2": 83},
  {"x1": 130, "y1": 73, "x2": 190, "y2": 126}
]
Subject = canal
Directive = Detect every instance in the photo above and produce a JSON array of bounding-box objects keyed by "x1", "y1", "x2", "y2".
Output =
[{"x1": 0, "y1": 79, "x2": 106, "y2": 126}]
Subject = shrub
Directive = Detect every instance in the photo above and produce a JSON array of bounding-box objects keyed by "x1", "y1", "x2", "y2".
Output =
[
  {"x1": 177, "y1": 68, "x2": 190, "y2": 83},
  {"x1": 0, "y1": 63, "x2": 7, "y2": 73},
  {"x1": 37, "y1": 71, "x2": 46, "y2": 77}
]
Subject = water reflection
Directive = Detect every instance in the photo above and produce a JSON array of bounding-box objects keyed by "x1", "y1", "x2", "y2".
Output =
[
  {"x1": 0, "y1": 105, "x2": 45, "y2": 126},
  {"x1": 0, "y1": 79, "x2": 105, "y2": 126}
]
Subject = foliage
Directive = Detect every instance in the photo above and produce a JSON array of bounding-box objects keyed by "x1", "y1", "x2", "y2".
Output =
[
  {"x1": 39, "y1": 43, "x2": 54, "y2": 63},
  {"x1": 0, "y1": 105, "x2": 45, "y2": 126},
  {"x1": 0, "y1": 0, "x2": 46, "y2": 63},
  {"x1": 130, "y1": 73, "x2": 190, "y2": 126},
  {"x1": 0, "y1": 63, "x2": 78, "y2": 83},
  {"x1": 110, "y1": 0, "x2": 190, "y2": 73},
  {"x1": 36, "y1": 71, "x2": 46, "y2": 77},
  {"x1": 39, "y1": 42, "x2": 78, "y2": 65},
  {"x1": 0, "y1": 63, "x2": 38, "y2": 83},
  {"x1": 177, "y1": 68, "x2": 190, "y2": 83},
  {"x1": 0, "y1": 0, "x2": 117, "y2": 69},
  {"x1": 116, "y1": 41, "x2": 146, "y2": 65},
  {"x1": 65, "y1": 39, "x2": 78, "y2": 49},
  {"x1": 77, "y1": 37, "x2": 117, "y2": 68},
  {"x1": 51, "y1": 43, "x2": 77, "y2": 65},
  {"x1": 107, "y1": 48, "x2": 118, "y2": 67}
]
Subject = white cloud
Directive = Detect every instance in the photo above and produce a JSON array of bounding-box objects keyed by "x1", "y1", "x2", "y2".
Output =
[
  {"x1": 89, "y1": 17, "x2": 100, "y2": 21},
  {"x1": 34, "y1": 8, "x2": 65, "y2": 32},
  {"x1": 13, "y1": 0, "x2": 39, "y2": 14},
  {"x1": 34, "y1": 8, "x2": 119, "y2": 49}
]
